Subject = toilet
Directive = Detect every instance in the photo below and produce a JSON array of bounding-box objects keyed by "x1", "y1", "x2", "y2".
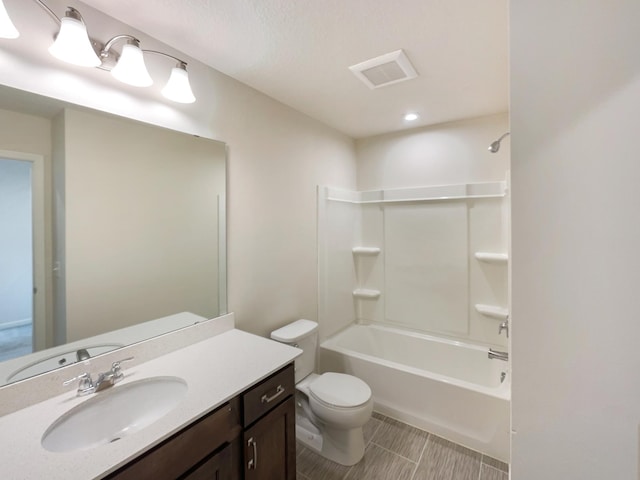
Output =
[{"x1": 270, "y1": 319, "x2": 373, "y2": 466}]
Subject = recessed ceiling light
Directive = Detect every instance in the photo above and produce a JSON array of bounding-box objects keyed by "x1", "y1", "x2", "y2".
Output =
[{"x1": 404, "y1": 113, "x2": 419, "y2": 122}]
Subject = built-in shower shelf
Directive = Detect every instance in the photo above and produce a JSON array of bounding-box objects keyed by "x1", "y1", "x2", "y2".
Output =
[
  {"x1": 352, "y1": 247, "x2": 381, "y2": 255},
  {"x1": 353, "y1": 289, "x2": 381, "y2": 299},
  {"x1": 475, "y1": 304, "x2": 509, "y2": 320},
  {"x1": 474, "y1": 252, "x2": 508, "y2": 264}
]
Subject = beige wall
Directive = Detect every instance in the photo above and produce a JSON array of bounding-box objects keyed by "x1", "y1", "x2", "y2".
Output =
[
  {"x1": 511, "y1": 1, "x2": 640, "y2": 478},
  {"x1": 0, "y1": 109, "x2": 51, "y2": 156},
  {"x1": 214, "y1": 82, "x2": 357, "y2": 337},
  {"x1": 355, "y1": 113, "x2": 509, "y2": 191}
]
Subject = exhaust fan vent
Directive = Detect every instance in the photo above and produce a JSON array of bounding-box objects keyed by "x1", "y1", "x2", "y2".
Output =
[{"x1": 349, "y1": 49, "x2": 418, "y2": 89}]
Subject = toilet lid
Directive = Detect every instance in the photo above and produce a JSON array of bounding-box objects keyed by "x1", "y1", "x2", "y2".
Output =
[{"x1": 309, "y1": 373, "x2": 371, "y2": 408}]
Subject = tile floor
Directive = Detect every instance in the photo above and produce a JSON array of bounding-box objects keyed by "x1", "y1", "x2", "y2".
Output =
[{"x1": 296, "y1": 412, "x2": 508, "y2": 480}]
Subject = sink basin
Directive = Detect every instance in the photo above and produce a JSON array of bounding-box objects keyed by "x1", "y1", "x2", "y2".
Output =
[{"x1": 41, "y1": 376, "x2": 188, "y2": 453}]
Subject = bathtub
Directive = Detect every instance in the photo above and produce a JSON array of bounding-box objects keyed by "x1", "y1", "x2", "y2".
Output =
[{"x1": 320, "y1": 323, "x2": 510, "y2": 462}]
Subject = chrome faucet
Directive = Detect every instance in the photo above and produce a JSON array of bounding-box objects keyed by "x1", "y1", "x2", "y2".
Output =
[
  {"x1": 498, "y1": 317, "x2": 509, "y2": 338},
  {"x1": 488, "y1": 349, "x2": 508, "y2": 361},
  {"x1": 64, "y1": 357, "x2": 134, "y2": 396}
]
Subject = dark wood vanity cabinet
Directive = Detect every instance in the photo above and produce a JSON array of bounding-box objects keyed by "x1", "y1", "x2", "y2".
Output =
[
  {"x1": 105, "y1": 363, "x2": 296, "y2": 480},
  {"x1": 242, "y1": 364, "x2": 296, "y2": 480}
]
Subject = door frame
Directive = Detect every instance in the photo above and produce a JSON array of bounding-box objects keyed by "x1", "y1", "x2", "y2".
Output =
[{"x1": 0, "y1": 150, "x2": 46, "y2": 351}]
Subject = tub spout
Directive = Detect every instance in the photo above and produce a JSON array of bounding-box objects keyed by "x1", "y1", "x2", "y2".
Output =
[{"x1": 488, "y1": 349, "x2": 508, "y2": 361}]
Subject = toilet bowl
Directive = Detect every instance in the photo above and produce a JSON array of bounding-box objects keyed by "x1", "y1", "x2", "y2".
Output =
[{"x1": 271, "y1": 320, "x2": 373, "y2": 466}]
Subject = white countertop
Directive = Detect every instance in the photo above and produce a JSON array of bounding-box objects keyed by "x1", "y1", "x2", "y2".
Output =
[{"x1": 0, "y1": 328, "x2": 301, "y2": 480}]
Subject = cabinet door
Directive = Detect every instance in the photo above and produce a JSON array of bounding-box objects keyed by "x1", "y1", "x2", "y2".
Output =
[
  {"x1": 244, "y1": 396, "x2": 296, "y2": 480},
  {"x1": 182, "y1": 443, "x2": 232, "y2": 480}
]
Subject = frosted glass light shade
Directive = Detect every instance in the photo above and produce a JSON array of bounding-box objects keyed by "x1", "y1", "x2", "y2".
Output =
[
  {"x1": 162, "y1": 65, "x2": 196, "y2": 103},
  {"x1": 49, "y1": 16, "x2": 101, "y2": 67},
  {"x1": 111, "y1": 43, "x2": 153, "y2": 87},
  {"x1": 0, "y1": 0, "x2": 19, "y2": 39}
]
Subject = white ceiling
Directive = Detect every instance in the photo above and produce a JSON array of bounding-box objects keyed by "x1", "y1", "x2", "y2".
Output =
[{"x1": 81, "y1": 0, "x2": 509, "y2": 139}]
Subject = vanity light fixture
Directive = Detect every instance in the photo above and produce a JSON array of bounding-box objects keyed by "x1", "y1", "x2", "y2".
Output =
[
  {"x1": 2, "y1": 0, "x2": 196, "y2": 103},
  {"x1": 404, "y1": 112, "x2": 419, "y2": 122},
  {"x1": 0, "y1": 0, "x2": 19, "y2": 38}
]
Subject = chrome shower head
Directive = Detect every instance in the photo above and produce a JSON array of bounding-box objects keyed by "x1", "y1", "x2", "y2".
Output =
[
  {"x1": 488, "y1": 132, "x2": 510, "y2": 153},
  {"x1": 488, "y1": 140, "x2": 501, "y2": 153}
]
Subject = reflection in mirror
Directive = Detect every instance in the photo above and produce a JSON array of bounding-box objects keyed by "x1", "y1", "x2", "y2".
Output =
[{"x1": 0, "y1": 84, "x2": 227, "y2": 386}]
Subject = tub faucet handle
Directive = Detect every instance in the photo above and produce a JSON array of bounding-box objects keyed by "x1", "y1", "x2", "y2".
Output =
[{"x1": 498, "y1": 318, "x2": 509, "y2": 338}]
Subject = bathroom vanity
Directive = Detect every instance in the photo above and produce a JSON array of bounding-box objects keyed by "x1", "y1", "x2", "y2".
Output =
[
  {"x1": 0, "y1": 319, "x2": 300, "y2": 480},
  {"x1": 106, "y1": 364, "x2": 296, "y2": 480}
]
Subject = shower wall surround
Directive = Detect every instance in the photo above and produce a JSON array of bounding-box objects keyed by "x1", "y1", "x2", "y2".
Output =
[{"x1": 318, "y1": 181, "x2": 509, "y2": 348}]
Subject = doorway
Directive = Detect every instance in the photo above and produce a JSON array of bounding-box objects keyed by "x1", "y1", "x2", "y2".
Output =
[{"x1": 0, "y1": 152, "x2": 45, "y2": 361}]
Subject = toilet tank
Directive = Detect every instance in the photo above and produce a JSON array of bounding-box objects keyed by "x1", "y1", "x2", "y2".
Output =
[{"x1": 270, "y1": 319, "x2": 318, "y2": 383}]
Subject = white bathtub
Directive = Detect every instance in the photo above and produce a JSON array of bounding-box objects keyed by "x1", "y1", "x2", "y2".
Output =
[{"x1": 320, "y1": 324, "x2": 510, "y2": 462}]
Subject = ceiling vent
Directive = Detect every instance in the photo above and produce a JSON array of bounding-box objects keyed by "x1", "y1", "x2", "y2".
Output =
[{"x1": 349, "y1": 49, "x2": 418, "y2": 89}]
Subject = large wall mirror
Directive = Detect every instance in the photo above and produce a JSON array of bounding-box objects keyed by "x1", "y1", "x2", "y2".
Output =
[{"x1": 0, "y1": 84, "x2": 227, "y2": 386}]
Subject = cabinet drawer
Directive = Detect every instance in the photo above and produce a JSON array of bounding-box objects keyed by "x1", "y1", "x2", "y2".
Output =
[
  {"x1": 107, "y1": 397, "x2": 241, "y2": 480},
  {"x1": 243, "y1": 364, "x2": 294, "y2": 427}
]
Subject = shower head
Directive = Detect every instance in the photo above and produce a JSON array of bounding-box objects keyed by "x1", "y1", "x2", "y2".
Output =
[{"x1": 488, "y1": 132, "x2": 510, "y2": 153}]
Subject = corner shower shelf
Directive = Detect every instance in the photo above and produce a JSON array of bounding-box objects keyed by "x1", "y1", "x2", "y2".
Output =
[
  {"x1": 474, "y1": 252, "x2": 508, "y2": 264},
  {"x1": 475, "y1": 304, "x2": 509, "y2": 320},
  {"x1": 325, "y1": 181, "x2": 507, "y2": 204},
  {"x1": 352, "y1": 289, "x2": 381, "y2": 299},
  {"x1": 352, "y1": 247, "x2": 381, "y2": 255}
]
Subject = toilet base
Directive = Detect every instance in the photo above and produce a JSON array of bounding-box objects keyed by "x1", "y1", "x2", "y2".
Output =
[
  {"x1": 295, "y1": 392, "x2": 369, "y2": 466},
  {"x1": 295, "y1": 417, "x2": 366, "y2": 466},
  {"x1": 319, "y1": 424, "x2": 366, "y2": 466},
  {"x1": 296, "y1": 424, "x2": 323, "y2": 453}
]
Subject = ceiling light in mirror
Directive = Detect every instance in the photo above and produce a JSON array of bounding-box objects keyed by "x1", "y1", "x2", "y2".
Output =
[{"x1": 0, "y1": 0, "x2": 19, "y2": 39}]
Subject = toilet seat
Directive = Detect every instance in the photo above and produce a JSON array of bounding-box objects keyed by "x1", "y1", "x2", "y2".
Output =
[{"x1": 309, "y1": 372, "x2": 371, "y2": 408}]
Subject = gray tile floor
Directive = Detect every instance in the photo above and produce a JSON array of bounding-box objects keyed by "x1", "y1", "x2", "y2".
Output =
[{"x1": 296, "y1": 412, "x2": 508, "y2": 480}]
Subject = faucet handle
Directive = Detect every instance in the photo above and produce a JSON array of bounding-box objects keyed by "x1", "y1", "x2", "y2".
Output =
[
  {"x1": 110, "y1": 356, "x2": 134, "y2": 380},
  {"x1": 63, "y1": 372, "x2": 95, "y2": 396}
]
